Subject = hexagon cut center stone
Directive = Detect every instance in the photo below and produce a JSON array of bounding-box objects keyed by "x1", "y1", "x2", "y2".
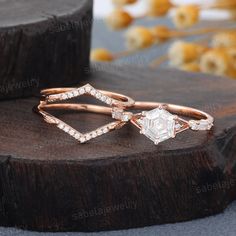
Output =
[{"x1": 138, "y1": 108, "x2": 176, "y2": 145}]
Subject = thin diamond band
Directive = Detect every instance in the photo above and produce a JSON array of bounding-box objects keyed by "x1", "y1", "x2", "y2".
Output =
[
  {"x1": 41, "y1": 84, "x2": 135, "y2": 108},
  {"x1": 35, "y1": 84, "x2": 135, "y2": 143}
]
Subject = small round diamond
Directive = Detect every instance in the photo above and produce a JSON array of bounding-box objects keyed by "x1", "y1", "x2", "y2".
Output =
[
  {"x1": 48, "y1": 95, "x2": 56, "y2": 101},
  {"x1": 101, "y1": 95, "x2": 107, "y2": 102},
  {"x1": 58, "y1": 123, "x2": 64, "y2": 129},
  {"x1": 106, "y1": 98, "x2": 112, "y2": 105},
  {"x1": 122, "y1": 114, "x2": 129, "y2": 122},
  {"x1": 61, "y1": 94, "x2": 68, "y2": 100},
  {"x1": 97, "y1": 129, "x2": 103, "y2": 136},
  {"x1": 80, "y1": 137, "x2": 86, "y2": 143},
  {"x1": 90, "y1": 89, "x2": 96, "y2": 96},
  {"x1": 108, "y1": 124, "x2": 115, "y2": 129},
  {"x1": 67, "y1": 92, "x2": 73, "y2": 98},
  {"x1": 91, "y1": 132, "x2": 97, "y2": 138},
  {"x1": 189, "y1": 120, "x2": 199, "y2": 130},
  {"x1": 175, "y1": 123, "x2": 182, "y2": 130},
  {"x1": 85, "y1": 134, "x2": 91, "y2": 141},
  {"x1": 96, "y1": 93, "x2": 101, "y2": 99},
  {"x1": 72, "y1": 90, "x2": 79, "y2": 97},
  {"x1": 69, "y1": 130, "x2": 75, "y2": 136},
  {"x1": 79, "y1": 88, "x2": 85, "y2": 94},
  {"x1": 102, "y1": 127, "x2": 109, "y2": 133},
  {"x1": 74, "y1": 133, "x2": 80, "y2": 139},
  {"x1": 64, "y1": 126, "x2": 70, "y2": 133},
  {"x1": 85, "y1": 86, "x2": 92, "y2": 93}
]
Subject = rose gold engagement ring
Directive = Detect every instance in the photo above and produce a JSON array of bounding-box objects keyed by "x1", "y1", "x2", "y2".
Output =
[{"x1": 112, "y1": 101, "x2": 214, "y2": 145}]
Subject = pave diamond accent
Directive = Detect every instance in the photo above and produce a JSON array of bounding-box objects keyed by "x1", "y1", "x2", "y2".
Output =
[
  {"x1": 137, "y1": 108, "x2": 176, "y2": 145},
  {"x1": 42, "y1": 84, "x2": 127, "y2": 143},
  {"x1": 54, "y1": 119, "x2": 120, "y2": 144},
  {"x1": 46, "y1": 84, "x2": 116, "y2": 105}
]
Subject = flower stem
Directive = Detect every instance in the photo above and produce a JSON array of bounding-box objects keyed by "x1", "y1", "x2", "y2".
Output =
[{"x1": 149, "y1": 55, "x2": 169, "y2": 68}]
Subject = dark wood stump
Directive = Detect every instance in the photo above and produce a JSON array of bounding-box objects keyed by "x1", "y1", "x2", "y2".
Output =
[
  {"x1": 0, "y1": 0, "x2": 93, "y2": 100},
  {"x1": 0, "y1": 64, "x2": 235, "y2": 232}
]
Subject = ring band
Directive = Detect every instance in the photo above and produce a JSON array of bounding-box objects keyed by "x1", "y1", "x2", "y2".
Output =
[
  {"x1": 131, "y1": 101, "x2": 214, "y2": 131},
  {"x1": 40, "y1": 84, "x2": 135, "y2": 109},
  {"x1": 35, "y1": 84, "x2": 134, "y2": 143},
  {"x1": 113, "y1": 101, "x2": 214, "y2": 145},
  {"x1": 34, "y1": 103, "x2": 123, "y2": 143},
  {"x1": 34, "y1": 84, "x2": 214, "y2": 145}
]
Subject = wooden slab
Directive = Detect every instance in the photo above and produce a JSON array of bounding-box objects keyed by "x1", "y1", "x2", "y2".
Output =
[
  {"x1": 0, "y1": 64, "x2": 235, "y2": 232},
  {"x1": 0, "y1": 0, "x2": 93, "y2": 100}
]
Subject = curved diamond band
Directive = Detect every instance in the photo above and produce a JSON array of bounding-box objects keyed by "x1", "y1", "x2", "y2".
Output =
[
  {"x1": 34, "y1": 84, "x2": 134, "y2": 143},
  {"x1": 40, "y1": 84, "x2": 135, "y2": 109}
]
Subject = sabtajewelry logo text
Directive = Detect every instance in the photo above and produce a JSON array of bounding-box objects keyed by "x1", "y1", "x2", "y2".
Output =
[{"x1": 72, "y1": 200, "x2": 137, "y2": 220}]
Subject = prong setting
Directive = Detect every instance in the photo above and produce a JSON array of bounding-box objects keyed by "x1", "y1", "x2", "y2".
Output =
[{"x1": 137, "y1": 108, "x2": 178, "y2": 145}]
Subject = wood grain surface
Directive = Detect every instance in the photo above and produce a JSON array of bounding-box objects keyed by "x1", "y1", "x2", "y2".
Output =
[
  {"x1": 0, "y1": 64, "x2": 235, "y2": 232},
  {"x1": 0, "y1": 0, "x2": 93, "y2": 100}
]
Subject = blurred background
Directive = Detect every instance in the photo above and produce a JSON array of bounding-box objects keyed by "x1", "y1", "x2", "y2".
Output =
[
  {"x1": 92, "y1": 0, "x2": 236, "y2": 79},
  {"x1": 94, "y1": 0, "x2": 230, "y2": 19}
]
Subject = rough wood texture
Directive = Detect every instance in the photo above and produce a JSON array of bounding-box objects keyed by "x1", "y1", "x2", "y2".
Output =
[
  {"x1": 0, "y1": 0, "x2": 93, "y2": 100},
  {"x1": 0, "y1": 64, "x2": 235, "y2": 232}
]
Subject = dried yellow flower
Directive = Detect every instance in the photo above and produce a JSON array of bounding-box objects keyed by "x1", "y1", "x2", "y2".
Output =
[
  {"x1": 168, "y1": 41, "x2": 206, "y2": 66},
  {"x1": 226, "y1": 47, "x2": 236, "y2": 69},
  {"x1": 212, "y1": 32, "x2": 236, "y2": 48},
  {"x1": 173, "y1": 5, "x2": 199, "y2": 28},
  {"x1": 227, "y1": 68, "x2": 236, "y2": 79},
  {"x1": 90, "y1": 48, "x2": 114, "y2": 62},
  {"x1": 112, "y1": 0, "x2": 137, "y2": 6},
  {"x1": 200, "y1": 49, "x2": 233, "y2": 77},
  {"x1": 181, "y1": 62, "x2": 200, "y2": 72},
  {"x1": 106, "y1": 9, "x2": 133, "y2": 30},
  {"x1": 147, "y1": 0, "x2": 173, "y2": 17},
  {"x1": 150, "y1": 25, "x2": 171, "y2": 43},
  {"x1": 125, "y1": 26, "x2": 154, "y2": 50}
]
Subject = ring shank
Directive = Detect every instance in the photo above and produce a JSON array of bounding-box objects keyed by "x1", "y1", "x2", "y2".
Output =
[
  {"x1": 38, "y1": 101, "x2": 212, "y2": 122},
  {"x1": 133, "y1": 101, "x2": 212, "y2": 120},
  {"x1": 40, "y1": 103, "x2": 112, "y2": 115}
]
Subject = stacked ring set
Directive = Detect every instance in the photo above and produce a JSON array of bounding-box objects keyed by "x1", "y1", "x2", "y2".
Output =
[{"x1": 34, "y1": 84, "x2": 214, "y2": 145}]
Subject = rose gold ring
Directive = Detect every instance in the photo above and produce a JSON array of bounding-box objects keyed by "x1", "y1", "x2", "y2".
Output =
[
  {"x1": 34, "y1": 84, "x2": 134, "y2": 143},
  {"x1": 112, "y1": 101, "x2": 214, "y2": 145},
  {"x1": 40, "y1": 83, "x2": 135, "y2": 109},
  {"x1": 34, "y1": 84, "x2": 214, "y2": 145}
]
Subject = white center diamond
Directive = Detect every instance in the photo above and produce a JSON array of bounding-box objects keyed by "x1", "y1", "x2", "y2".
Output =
[{"x1": 138, "y1": 108, "x2": 176, "y2": 145}]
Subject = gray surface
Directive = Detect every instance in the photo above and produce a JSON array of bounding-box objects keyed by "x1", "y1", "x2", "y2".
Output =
[
  {"x1": 0, "y1": 19, "x2": 235, "y2": 236},
  {"x1": 0, "y1": 201, "x2": 235, "y2": 236}
]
